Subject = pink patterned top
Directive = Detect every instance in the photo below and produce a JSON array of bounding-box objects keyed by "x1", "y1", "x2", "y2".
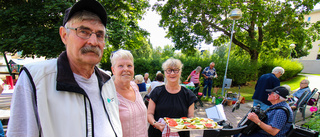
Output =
[
  {"x1": 190, "y1": 70, "x2": 200, "y2": 84},
  {"x1": 117, "y1": 81, "x2": 148, "y2": 137}
]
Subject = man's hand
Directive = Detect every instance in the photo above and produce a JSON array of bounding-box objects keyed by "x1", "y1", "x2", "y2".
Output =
[{"x1": 247, "y1": 112, "x2": 260, "y2": 123}]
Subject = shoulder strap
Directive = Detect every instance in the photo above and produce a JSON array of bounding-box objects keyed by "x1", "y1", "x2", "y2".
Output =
[
  {"x1": 20, "y1": 67, "x2": 37, "y2": 103},
  {"x1": 20, "y1": 67, "x2": 42, "y2": 137},
  {"x1": 266, "y1": 106, "x2": 291, "y2": 123}
]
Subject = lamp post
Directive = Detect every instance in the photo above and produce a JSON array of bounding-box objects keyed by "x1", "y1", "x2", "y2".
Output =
[
  {"x1": 289, "y1": 44, "x2": 296, "y2": 59},
  {"x1": 221, "y1": 8, "x2": 242, "y2": 96}
]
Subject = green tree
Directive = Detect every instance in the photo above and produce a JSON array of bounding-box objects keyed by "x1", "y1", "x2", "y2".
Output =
[
  {"x1": 154, "y1": 0, "x2": 320, "y2": 61},
  {"x1": 161, "y1": 45, "x2": 175, "y2": 58},
  {"x1": 0, "y1": 0, "x2": 70, "y2": 58},
  {"x1": 131, "y1": 39, "x2": 153, "y2": 58},
  {"x1": 0, "y1": 0, "x2": 150, "y2": 58}
]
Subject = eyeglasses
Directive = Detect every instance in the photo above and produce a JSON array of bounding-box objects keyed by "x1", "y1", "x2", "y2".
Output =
[
  {"x1": 66, "y1": 27, "x2": 106, "y2": 42},
  {"x1": 268, "y1": 92, "x2": 276, "y2": 96},
  {"x1": 268, "y1": 92, "x2": 277, "y2": 95},
  {"x1": 165, "y1": 69, "x2": 180, "y2": 74}
]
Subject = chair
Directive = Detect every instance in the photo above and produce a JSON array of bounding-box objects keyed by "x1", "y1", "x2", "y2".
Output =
[
  {"x1": 300, "y1": 88, "x2": 318, "y2": 121},
  {"x1": 193, "y1": 86, "x2": 204, "y2": 109},
  {"x1": 292, "y1": 90, "x2": 310, "y2": 123}
]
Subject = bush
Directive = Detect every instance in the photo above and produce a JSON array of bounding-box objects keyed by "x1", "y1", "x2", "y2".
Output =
[
  {"x1": 258, "y1": 58, "x2": 303, "y2": 81},
  {"x1": 303, "y1": 112, "x2": 320, "y2": 132},
  {"x1": 99, "y1": 47, "x2": 303, "y2": 88}
]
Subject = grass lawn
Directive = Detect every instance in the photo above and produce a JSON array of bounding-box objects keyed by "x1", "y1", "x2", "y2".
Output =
[{"x1": 199, "y1": 74, "x2": 309, "y2": 102}]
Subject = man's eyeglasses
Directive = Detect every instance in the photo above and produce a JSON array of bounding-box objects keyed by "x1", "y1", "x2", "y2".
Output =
[
  {"x1": 268, "y1": 92, "x2": 276, "y2": 96},
  {"x1": 66, "y1": 27, "x2": 106, "y2": 42},
  {"x1": 165, "y1": 69, "x2": 180, "y2": 74}
]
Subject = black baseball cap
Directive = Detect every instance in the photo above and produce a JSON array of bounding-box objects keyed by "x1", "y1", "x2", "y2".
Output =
[
  {"x1": 63, "y1": 0, "x2": 107, "y2": 27},
  {"x1": 266, "y1": 86, "x2": 289, "y2": 99}
]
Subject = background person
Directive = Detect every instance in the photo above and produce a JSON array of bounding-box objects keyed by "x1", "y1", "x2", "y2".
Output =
[
  {"x1": 147, "y1": 58, "x2": 197, "y2": 137},
  {"x1": 202, "y1": 62, "x2": 218, "y2": 98},
  {"x1": 143, "y1": 72, "x2": 151, "y2": 84},
  {"x1": 111, "y1": 49, "x2": 148, "y2": 137},
  {"x1": 252, "y1": 67, "x2": 285, "y2": 110},
  {"x1": 7, "y1": 0, "x2": 122, "y2": 136},
  {"x1": 147, "y1": 73, "x2": 165, "y2": 95},
  {"x1": 238, "y1": 86, "x2": 293, "y2": 137},
  {"x1": 291, "y1": 79, "x2": 311, "y2": 102},
  {"x1": 134, "y1": 74, "x2": 147, "y2": 92},
  {"x1": 185, "y1": 66, "x2": 202, "y2": 88}
]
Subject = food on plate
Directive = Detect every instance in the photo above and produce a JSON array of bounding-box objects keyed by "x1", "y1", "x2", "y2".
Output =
[
  {"x1": 195, "y1": 123, "x2": 205, "y2": 129},
  {"x1": 175, "y1": 125, "x2": 187, "y2": 129},
  {"x1": 187, "y1": 124, "x2": 196, "y2": 129},
  {"x1": 164, "y1": 117, "x2": 221, "y2": 130}
]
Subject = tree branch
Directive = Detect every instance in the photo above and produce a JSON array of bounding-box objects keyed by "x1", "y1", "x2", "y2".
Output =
[{"x1": 201, "y1": 14, "x2": 251, "y2": 52}]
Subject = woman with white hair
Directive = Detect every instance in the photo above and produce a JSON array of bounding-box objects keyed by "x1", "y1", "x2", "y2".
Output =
[
  {"x1": 134, "y1": 74, "x2": 147, "y2": 92},
  {"x1": 147, "y1": 58, "x2": 197, "y2": 137},
  {"x1": 185, "y1": 66, "x2": 202, "y2": 88},
  {"x1": 110, "y1": 49, "x2": 147, "y2": 137}
]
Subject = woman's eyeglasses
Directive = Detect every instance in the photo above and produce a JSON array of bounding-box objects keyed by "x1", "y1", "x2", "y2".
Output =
[{"x1": 165, "y1": 69, "x2": 180, "y2": 74}]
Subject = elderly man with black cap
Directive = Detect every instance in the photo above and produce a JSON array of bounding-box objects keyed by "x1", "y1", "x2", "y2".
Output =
[
  {"x1": 7, "y1": 0, "x2": 122, "y2": 137},
  {"x1": 238, "y1": 86, "x2": 293, "y2": 137}
]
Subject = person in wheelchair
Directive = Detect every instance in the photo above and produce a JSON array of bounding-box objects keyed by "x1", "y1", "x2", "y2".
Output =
[{"x1": 239, "y1": 86, "x2": 293, "y2": 137}]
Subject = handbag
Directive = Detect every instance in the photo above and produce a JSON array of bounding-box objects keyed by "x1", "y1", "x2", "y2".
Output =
[{"x1": 287, "y1": 124, "x2": 319, "y2": 137}]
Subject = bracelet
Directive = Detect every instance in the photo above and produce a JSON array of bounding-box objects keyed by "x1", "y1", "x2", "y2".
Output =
[{"x1": 152, "y1": 121, "x2": 157, "y2": 128}]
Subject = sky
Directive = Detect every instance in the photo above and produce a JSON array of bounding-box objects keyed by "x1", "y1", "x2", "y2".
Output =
[{"x1": 138, "y1": 1, "x2": 320, "y2": 51}]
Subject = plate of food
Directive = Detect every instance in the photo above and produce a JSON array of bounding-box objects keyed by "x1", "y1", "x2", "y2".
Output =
[{"x1": 164, "y1": 117, "x2": 222, "y2": 132}]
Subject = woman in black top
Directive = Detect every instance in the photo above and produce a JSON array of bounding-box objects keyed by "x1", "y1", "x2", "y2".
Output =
[{"x1": 147, "y1": 58, "x2": 197, "y2": 137}]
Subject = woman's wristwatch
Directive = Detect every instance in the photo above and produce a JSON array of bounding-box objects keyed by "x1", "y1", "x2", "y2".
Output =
[{"x1": 152, "y1": 121, "x2": 157, "y2": 128}]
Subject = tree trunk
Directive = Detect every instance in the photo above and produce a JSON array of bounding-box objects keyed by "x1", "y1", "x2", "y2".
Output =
[{"x1": 250, "y1": 50, "x2": 259, "y2": 62}]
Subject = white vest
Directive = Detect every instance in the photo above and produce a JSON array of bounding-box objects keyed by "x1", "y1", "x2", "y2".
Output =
[{"x1": 23, "y1": 52, "x2": 122, "y2": 137}]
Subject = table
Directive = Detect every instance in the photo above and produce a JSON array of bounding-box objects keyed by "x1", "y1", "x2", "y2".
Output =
[{"x1": 180, "y1": 84, "x2": 195, "y2": 90}]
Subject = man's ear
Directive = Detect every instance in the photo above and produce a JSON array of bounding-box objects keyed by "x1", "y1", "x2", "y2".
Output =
[{"x1": 59, "y1": 26, "x2": 68, "y2": 45}]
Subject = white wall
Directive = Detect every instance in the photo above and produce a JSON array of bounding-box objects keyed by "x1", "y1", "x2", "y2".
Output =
[{"x1": 298, "y1": 60, "x2": 320, "y2": 74}]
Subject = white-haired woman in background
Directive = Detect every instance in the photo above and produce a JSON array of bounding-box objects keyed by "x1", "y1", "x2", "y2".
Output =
[
  {"x1": 147, "y1": 58, "x2": 197, "y2": 137},
  {"x1": 134, "y1": 74, "x2": 147, "y2": 92},
  {"x1": 110, "y1": 49, "x2": 147, "y2": 137},
  {"x1": 185, "y1": 66, "x2": 202, "y2": 88}
]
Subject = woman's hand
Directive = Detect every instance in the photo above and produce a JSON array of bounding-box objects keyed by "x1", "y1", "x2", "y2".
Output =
[{"x1": 155, "y1": 122, "x2": 166, "y2": 132}]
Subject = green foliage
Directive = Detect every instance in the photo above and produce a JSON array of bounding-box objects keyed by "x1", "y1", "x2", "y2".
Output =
[
  {"x1": 153, "y1": 0, "x2": 320, "y2": 61},
  {"x1": 0, "y1": 0, "x2": 70, "y2": 58},
  {"x1": 102, "y1": 45, "x2": 302, "y2": 88},
  {"x1": 0, "y1": 0, "x2": 150, "y2": 58},
  {"x1": 304, "y1": 112, "x2": 320, "y2": 132},
  {"x1": 258, "y1": 58, "x2": 303, "y2": 81}
]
